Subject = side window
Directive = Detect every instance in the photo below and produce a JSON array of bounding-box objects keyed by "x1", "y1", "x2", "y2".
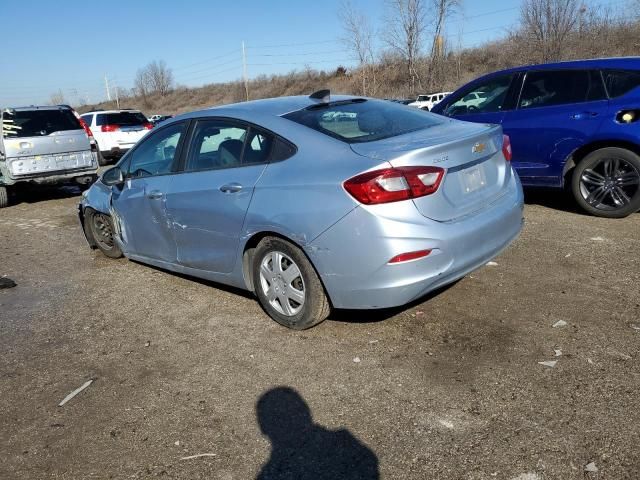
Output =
[
  {"x1": 127, "y1": 122, "x2": 185, "y2": 178},
  {"x1": 184, "y1": 120, "x2": 273, "y2": 171},
  {"x1": 602, "y1": 69, "x2": 640, "y2": 98},
  {"x1": 81, "y1": 114, "x2": 93, "y2": 126},
  {"x1": 270, "y1": 137, "x2": 297, "y2": 162},
  {"x1": 244, "y1": 128, "x2": 274, "y2": 165},
  {"x1": 445, "y1": 74, "x2": 514, "y2": 116},
  {"x1": 518, "y1": 70, "x2": 606, "y2": 109}
]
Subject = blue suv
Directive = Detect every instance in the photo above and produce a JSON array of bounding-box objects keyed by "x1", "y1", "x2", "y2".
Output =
[{"x1": 431, "y1": 58, "x2": 640, "y2": 218}]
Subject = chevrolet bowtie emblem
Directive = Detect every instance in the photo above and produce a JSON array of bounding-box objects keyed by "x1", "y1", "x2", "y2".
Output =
[{"x1": 472, "y1": 142, "x2": 486, "y2": 154}]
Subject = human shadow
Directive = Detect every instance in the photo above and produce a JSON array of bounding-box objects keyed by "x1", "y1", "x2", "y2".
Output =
[{"x1": 256, "y1": 387, "x2": 379, "y2": 480}]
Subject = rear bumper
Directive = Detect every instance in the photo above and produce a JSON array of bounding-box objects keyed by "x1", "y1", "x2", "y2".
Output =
[
  {"x1": 306, "y1": 173, "x2": 524, "y2": 309},
  {"x1": 101, "y1": 146, "x2": 131, "y2": 158},
  {"x1": 0, "y1": 162, "x2": 98, "y2": 186}
]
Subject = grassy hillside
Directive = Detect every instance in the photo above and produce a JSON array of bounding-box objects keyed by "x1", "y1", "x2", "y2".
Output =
[{"x1": 77, "y1": 16, "x2": 640, "y2": 117}]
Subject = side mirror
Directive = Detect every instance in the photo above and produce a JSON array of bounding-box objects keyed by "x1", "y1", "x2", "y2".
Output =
[{"x1": 102, "y1": 167, "x2": 124, "y2": 186}]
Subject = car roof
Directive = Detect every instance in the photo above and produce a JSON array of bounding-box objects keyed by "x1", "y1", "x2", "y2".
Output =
[
  {"x1": 480, "y1": 56, "x2": 640, "y2": 78},
  {"x1": 82, "y1": 109, "x2": 142, "y2": 114},
  {"x1": 3, "y1": 105, "x2": 73, "y2": 112},
  {"x1": 180, "y1": 94, "x2": 363, "y2": 119}
]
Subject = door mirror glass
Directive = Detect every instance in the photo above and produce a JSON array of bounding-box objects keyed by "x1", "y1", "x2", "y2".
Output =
[{"x1": 102, "y1": 166, "x2": 124, "y2": 186}]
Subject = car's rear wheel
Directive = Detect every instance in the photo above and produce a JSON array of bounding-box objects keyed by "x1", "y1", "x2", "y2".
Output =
[
  {"x1": 86, "y1": 210, "x2": 122, "y2": 258},
  {"x1": 571, "y1": 147, "x2": 640, "y2": 218},
  {"x1": 0, "y1": 186, "x2": 9, "y2": 209},
  {"x1": 252, "y1": 237, "x2": 330, "y2": 330}
]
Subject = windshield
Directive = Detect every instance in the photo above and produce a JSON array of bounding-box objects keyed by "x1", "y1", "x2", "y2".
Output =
[
  {"x1": 2, "y1": 109, "x2": 81, "y2": 138},
  {"x1": 283, "y1": 99, "x2": 444, "y2": 144},
  {"x1": 96, "y1": 112, "x2": 147, "y2": 127}
]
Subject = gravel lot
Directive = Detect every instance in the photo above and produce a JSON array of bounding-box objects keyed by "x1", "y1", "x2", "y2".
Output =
[{"x1": 1, "y1": 186, "x2": 638, "y2": 479}]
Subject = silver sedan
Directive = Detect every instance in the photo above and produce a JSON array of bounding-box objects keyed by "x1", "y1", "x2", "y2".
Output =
[{"x1": 79, "y1": 91, "x2": 524, "y2": 329}]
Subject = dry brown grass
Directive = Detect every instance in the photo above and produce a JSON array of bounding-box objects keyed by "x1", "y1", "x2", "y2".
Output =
[{"x1": 77, "y1": 17, "x2": 640, "y2": 116}]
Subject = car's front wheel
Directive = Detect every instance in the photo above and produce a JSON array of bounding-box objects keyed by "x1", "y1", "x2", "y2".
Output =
[
  {"x1": 252, "y1": 237, "x2": 330, "y2": 330},
  {"x1": 85, "y1": 210, "x2": 123, "y2": 258},
  {"x1": 571, "y1": 147, "x2": 640, "y2": 218}
]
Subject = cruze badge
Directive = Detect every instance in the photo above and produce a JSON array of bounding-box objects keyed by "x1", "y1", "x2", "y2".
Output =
[{"x1": 472, "y1": 142, "x2": 486, "y2": 154}]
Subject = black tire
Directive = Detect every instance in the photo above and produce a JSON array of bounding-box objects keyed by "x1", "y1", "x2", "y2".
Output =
[
  {"x1": 0, "y1": 186, "x2": 8, "y2": 209},
  {"x1": 571, "y1": 147, "x2": 640, "y2": 218},
  {"x1": 252, "y1": 237, "x2": 330, "y2": 330},
  {"x1": 85, "y1": 210, "x2": 123, "y2": 258}
]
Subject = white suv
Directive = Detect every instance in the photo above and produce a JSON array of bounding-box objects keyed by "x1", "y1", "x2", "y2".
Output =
[
  {"x1": 80, "y1": 110, "x2": 153, "y2": 164},
  {"x1": 409, "y1": 92, "x2": 452, "y2": 111}
]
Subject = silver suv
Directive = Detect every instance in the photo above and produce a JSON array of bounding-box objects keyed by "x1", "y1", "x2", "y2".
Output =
[{"x1": 0, "y1": 105, "x2": 98, "y2": 208}]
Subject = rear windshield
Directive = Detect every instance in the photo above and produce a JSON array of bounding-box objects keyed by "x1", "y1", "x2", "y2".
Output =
[
  {"x1": 2, "y1": 109, "x2": 81, "y2": 138},
  {"x1": 96, "y1": 112, "x2": 147, "y2": 127},
  {"x1": 283, "y1": 99, "x2": 444, "y2": 143}
]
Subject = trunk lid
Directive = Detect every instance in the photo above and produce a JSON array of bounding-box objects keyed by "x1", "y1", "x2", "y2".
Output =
[{"x1": 350, "y1": 121, "x2": 511, "y2": 222}]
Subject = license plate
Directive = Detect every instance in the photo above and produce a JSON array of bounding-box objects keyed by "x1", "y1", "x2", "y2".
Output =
[{"x1": 460, "y1": 166, "x2": 487, "y2": 193}]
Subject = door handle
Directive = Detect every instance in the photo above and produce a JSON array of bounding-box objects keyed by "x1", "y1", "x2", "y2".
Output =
[
  {"x1": 146, "y1": 190, "x2": 164, "y2": 200},
  {"x1": 570, "y1": 111, "x2": 599, "y2": 120},
  {"x1": 220, "y1": 183, "x2": 243, "y2": 193}
]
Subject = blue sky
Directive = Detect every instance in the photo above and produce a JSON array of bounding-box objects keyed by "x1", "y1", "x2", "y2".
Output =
[{"x1": 0, "y1": 0, "x2": 546, "y2": 106}]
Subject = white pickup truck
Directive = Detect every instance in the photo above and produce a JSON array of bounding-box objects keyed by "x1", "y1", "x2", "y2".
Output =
[{"x1": 408, "y1": 92, "x2": 452, "y2": 111}]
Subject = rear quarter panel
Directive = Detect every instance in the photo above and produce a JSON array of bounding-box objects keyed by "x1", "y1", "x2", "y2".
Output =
[{"x1": 238, "y1": 113, "x2": 387, "y2": 246}]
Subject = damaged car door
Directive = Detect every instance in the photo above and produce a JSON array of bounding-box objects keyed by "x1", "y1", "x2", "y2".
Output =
[
  {"x1": 110, "y1": 121, "x2": 187, "y2": 262},
  {"x1": 164, "y1": 119, "x2": 270, "y2": 273}
]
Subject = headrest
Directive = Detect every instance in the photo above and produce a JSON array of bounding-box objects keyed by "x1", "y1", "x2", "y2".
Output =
[{"x1": 357, "y1": 110, "x2": 389, "y2": 134}]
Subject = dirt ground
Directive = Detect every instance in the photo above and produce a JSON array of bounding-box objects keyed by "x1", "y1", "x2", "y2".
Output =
[{"x1": 0, "y1": 186, "x2": 638, "y2": 480}]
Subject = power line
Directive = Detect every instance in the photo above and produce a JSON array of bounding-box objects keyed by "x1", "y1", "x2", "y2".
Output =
[
  {"x1": 251, "y1": 50, "x2": 346, "y2": 57},
  {"x1": 247, "y1": 39, "x2": 339, "y2": 49}
]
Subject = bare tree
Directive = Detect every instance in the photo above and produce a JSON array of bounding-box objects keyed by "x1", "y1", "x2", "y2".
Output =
[
  {"x1": 147, "y1": 60, "x2": 174, "y2": 96},
  {"x1": 134, "y1": 60, "x2": 174, "y2": 98},
  {"x1": 134, "y1": 67, "x2": 151, "y2": 98},
  {"x1": 428, "y1": 0, "x2": 460, "y2": 89},
  {"x1": 339, "y1": 0, "x2": 376, "y2": 95},
  {"x1": 383, "y1": 0, "x2": 427, "y2": 91},
  {"x1": 520, "y1": 0, "x2": 580, "y2": 61},
  {"x1": 49, "y1": 89, "x2": 65, "y2": 105}
]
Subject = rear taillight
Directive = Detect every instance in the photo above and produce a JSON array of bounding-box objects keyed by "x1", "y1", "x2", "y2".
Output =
[
  {"x1": 101, "y1": 124, "x2": 120, "y2": 132},
  {"x1": 502, "y1": 134, "x2": 512, "y2": 162},
  {"x1": 78, "y1": 118, "x2": 93, "y2": 138},
  {"x1": 344, "y1": 166, "x2": 445, "y2": 205},
  {"x1": 143, "y1": 122, "x2": 154, "y2": 130}
]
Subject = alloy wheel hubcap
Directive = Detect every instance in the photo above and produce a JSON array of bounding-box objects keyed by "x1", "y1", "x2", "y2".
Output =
[
  {"x1": 92, "y1": 214, "x2": 114, "y2": 250},
  {"x1": 259, "y1": 251, "x2": 305, "y2": 317},
  {"x1": 579, "y1": 157, "x2": 640, "y2": 211}
]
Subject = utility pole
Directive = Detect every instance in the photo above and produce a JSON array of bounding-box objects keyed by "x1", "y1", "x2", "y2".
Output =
[
  {"x1": 104, "y1": 74, "x2": 111, "y2": 101},
  {"x1": 242, "y1": 41, "x2": 249, "y2": 101}
]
